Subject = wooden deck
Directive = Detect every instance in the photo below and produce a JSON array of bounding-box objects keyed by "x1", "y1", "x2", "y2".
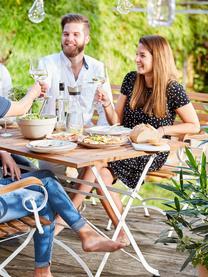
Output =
[{"x1": 0, "y1": 203, "x2": 197, "y2": 277}]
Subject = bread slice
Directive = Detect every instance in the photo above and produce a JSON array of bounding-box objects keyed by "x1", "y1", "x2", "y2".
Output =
[{"x1": 130, "y1": 124, "x2": 161, "y2": 144}]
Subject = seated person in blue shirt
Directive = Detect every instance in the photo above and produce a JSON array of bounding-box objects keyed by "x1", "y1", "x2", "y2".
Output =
[
  {"x1": 0, "y1": 63, "x2": 35, "y2": 172},
  {"x1": 0, "y1": 83, "x2": 125, "y2": 277}
]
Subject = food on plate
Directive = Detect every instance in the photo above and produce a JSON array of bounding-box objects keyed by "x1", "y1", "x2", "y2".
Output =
[
  {"x1": 82, "y1": 134, "x2": 126, "y2": 145},
  {"x1": 46, "y1": 132, "x2": 78, "y2": 142},
  {"x1": 130, "y1": 123, "x2": 162, "y2": 145}
]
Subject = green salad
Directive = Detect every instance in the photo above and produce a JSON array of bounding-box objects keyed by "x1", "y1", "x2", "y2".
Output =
[{"x1": 20, "y1": 113, "x2": 49, "y2": 120}]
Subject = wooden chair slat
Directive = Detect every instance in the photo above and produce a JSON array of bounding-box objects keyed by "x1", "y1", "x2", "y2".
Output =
[
  {"x1": 192, "y1": 102, "x2": 207, "y2": 110},
  {"x1": 0, "y1": 230, "x2": 8, "y2": 238},
  {"x1": 18, "y1": 216, "x2": 36, "y2": 227},
  {"x1": 0, "y1": 224, "x2": 18, "y2": 235},
  {"x1": 188, "y1": 92, "x2": 208, "y2": 102},
  {"x1": 20, "y1": 215, "x2": 51, "y2": 226},
  {"x1": 7, "y1": 219, "x2": 30, "y2": 232}
]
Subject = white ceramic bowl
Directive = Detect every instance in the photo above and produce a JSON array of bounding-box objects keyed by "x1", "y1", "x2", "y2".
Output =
[{"x1": 17, "y1": 115, "x2": 57, "y2": 139}]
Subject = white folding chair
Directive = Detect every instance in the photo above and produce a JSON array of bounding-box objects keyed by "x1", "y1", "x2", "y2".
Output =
[{"x1": 0, "y1": 177, "x2": 93, "y2": 277}]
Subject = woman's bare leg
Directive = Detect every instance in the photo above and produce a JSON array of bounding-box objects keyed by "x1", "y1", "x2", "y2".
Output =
[
  {"x1": 55, "y1": 163, "x2": 105, "y2": 236},
  {"x1": 96, "y1": 168, "x2": 130, "y2": 245}
]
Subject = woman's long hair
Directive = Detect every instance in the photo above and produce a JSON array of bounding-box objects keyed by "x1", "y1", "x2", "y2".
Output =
[{"x1": 130, "y1": 35, "x2": 178, "y2": 118}]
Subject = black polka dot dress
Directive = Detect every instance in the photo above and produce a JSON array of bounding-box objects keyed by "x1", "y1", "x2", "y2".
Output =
[{"x1": 108, "y1": 71, "x2": 190, "y2": 189}]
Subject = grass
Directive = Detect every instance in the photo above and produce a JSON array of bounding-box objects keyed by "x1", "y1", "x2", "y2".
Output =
[{"x1": 114, "y1": 178, "x2": 174, "y2": 210}]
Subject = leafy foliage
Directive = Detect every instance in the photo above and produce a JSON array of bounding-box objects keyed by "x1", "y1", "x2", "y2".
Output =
[
  {"x1": 157, "y1": 148, "x2": 208, "y2": 270},
  {"x1": 0, "y1": 0, "x2": 208, "y2": 90}
]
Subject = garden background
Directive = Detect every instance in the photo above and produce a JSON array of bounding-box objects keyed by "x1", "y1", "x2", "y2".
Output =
[{"x1": 0, "y1": 0, "x2": 208, "y2": 92}]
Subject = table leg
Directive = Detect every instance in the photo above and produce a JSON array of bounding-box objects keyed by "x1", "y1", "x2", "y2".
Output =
[{"x1": 92, "y1": 154, "x2": 160, "y2": 277}]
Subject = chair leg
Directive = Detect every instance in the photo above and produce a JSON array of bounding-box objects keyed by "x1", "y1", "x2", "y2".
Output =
[
  {"x1": 105, "y1": 219, "x2": 112, "y2": 231},
  {"x1": 0, "y1": 229, "x2": 36, "y2": 274},
  {"x1": 134, "y1": 194, "x2": 150, "y2": 217},
  {"x1": 90, "y1": 196, "x2": 97, "y2": 206},
  {"x1": 0, "y1": 268, "x2": 11, "y2": 277}
]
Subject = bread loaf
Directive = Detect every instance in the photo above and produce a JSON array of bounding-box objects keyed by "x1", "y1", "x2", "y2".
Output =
[{"x1": 130, "y1": 123, "x2": 161, "y2": 144}]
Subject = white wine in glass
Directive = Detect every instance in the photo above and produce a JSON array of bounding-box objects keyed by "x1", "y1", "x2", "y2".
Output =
[{"x1": 29, "y1": 58, "x2": 48, "y2": 83}]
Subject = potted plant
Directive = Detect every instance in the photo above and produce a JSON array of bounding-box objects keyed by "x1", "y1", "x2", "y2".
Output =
[{"x1": 156, "y1": 147, "x2": 208, "y2": 277}]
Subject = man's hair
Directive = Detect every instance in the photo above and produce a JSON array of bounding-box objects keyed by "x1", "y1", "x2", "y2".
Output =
[{"x1": 61, "y1": 13, "x2": 90, "y2": 33}]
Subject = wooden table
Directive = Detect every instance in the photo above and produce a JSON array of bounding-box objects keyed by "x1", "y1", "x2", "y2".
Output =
[
  {"x1": 0, "y1": 129, "x2": 184, "y2": 167},
  {"x1": 0, "y1": 129, "x2": 185, "y2": 277},
  {"x1": 0, "y1": 129, "x2": 149, "y2": 168}
]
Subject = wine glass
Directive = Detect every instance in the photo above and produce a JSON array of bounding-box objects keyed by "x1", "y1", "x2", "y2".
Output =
[
  {"x1": 29, "y1": 57, "x2": 50, "y2": 114},
  {"x1": 29, "y1": 57, "x2": 48, "y2": 83},
  {"x1": 1, "y1": 118, "x2": 12, "y2": 137},
  {"x1": 92, "y1": 64, "x2": 108, "y2": 111}
]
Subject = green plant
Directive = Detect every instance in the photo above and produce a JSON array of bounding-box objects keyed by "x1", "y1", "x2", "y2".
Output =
[
  {"x1": 156, "y1": 147, "x2": 208, "y2": 271},
  {"x1": 1, "y1": 0, "x2": 208, "y2": 89}
]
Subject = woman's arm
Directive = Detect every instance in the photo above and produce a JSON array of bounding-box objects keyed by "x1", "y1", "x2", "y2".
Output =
[
  {"x1": 158, "y1": 102, "x2": 200, "y2": 137},
  {"x1": 96, "y1": 87, "x2": 127, "y2": 125},
  {"x1": 5, "y1": 83, "x2": 42, "y2": 117}
]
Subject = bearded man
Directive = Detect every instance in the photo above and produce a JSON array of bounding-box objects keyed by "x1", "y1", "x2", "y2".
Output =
[{"x1": 40, "y1": 13, "x2": 113, "y2": 126}]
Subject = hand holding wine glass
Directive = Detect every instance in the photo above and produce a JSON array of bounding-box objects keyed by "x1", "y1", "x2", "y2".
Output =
[
  {"x1": 92, "y1": 64, "x2": 108, "y2": 111},
  {"x1": 29, "y1": 58, "x2": 50, "y2": 114},
  {"x1": 94, "y1": 87, "x2": 110, "y2": 107}
]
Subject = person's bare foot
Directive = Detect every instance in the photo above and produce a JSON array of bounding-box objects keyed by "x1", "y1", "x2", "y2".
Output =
[
  {"x1": 78, "y1": 223, "x2": 126, "y2": 252},
  {"x1": 34, "y1": 266, "x2": 53, "y2": 277},
  {"x1": 116, "y1": 229, "x2": 130, "y2": 246}
]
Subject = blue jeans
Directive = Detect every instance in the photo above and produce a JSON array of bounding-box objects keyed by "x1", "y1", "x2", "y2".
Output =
[{"x1": 0, "y1": 170, "x2": 86, "y2": 268}]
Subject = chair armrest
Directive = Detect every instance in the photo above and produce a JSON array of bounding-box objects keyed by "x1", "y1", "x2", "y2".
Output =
[
  {"x1": 0, "y1": 177, "x2": 43, "y2": 196},
  {"x1": 0, "y1": 177, "x2": 48, "y2": 234}
]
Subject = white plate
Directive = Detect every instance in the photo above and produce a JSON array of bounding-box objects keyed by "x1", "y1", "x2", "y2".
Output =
[
  {"x1": 26, "y1": 140, "x2": 77, "y2": 153},
  {"x1": 132, "y1": 142, "x2": 170, "y2": 152},
  {"x1": 85, "y1": 125, "x2": 131, "y2": 136}
]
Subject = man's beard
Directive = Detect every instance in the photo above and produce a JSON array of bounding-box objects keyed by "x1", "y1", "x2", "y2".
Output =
[{"x1": 62, "y1": 42, "x2": 85, "y2": 58}]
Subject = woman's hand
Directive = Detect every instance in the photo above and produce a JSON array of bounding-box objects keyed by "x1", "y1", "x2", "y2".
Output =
[
  {"x1": 27, "y1": 82, "x2": 44, "y2": 99},
  {"x1": 95, "y1": 87, "x2": 111, "y2": 107},
  {"x1": 0, "y1": 151, "x2": 21, "y2": 180},
  {"x1": 157, "y1": 126, "x2": 165, "y2": 137},
  {"x1": 39, "y1": 82, "x2": 49, "y2": 97}
]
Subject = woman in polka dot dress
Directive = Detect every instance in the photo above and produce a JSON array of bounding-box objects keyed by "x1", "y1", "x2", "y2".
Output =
[{"x1": 56, "y1": 35, "x2": 200, "y2": 242}]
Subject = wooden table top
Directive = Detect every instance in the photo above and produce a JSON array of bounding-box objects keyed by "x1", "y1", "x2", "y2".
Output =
[{"x1": 0, "y1": 129, "x2": 185, "y2": 169}]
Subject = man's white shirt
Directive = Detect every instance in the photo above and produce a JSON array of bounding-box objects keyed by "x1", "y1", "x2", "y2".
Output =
[
  {"x1": 40, "y1": 52, "x2": 113, "y2": 126},
  {"x1": 0, "y1": 64, "x2": 12, "y2": 97}
]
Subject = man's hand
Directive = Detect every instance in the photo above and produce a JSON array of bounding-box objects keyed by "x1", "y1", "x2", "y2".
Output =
[{"x1": 0, "y1": 151, "x2": 21, "y2": 180}]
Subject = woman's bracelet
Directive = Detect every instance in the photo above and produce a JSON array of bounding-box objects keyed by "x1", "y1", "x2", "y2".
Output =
[{"x1": 103, "y1": 102, "x2": 111, "y2": 108}]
